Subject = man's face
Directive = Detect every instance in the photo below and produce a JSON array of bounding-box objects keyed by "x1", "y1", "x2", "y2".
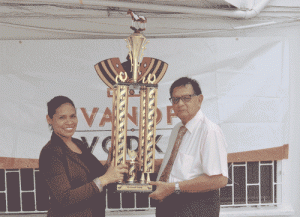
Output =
[{"x1": 171, "y1": 84, "x2": 203, "y2": 125}]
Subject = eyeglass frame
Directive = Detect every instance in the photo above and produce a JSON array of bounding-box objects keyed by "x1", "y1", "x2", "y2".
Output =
[{"x1": 169, "y1": 94, "x2": 198, "y2": 104}]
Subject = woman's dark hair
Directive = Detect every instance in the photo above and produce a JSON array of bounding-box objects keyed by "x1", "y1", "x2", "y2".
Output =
[
  {"x1": 169, "y1": 77, "x2": 202, "y2": 97},
  {"x1": 47, "y1": 96, "x2": 75, "y2": 119}
]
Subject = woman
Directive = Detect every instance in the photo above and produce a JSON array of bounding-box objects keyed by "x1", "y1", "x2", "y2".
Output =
[{"x1": 39, "y1": 96, "x2": 128, "y2": 217}]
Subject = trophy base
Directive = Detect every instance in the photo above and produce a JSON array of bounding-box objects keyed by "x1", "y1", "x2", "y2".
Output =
[{"x1": 112, "y1": 183, "x2": 154, "y2": 193}]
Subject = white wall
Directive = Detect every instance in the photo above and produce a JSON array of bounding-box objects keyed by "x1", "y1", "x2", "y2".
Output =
[
  {"x1": 218, "y1": 23, "x2": 300, "y2": 217},
  {"x1": 231, "y1": 23, "x2": 300, "y2": 217},
  {"x1": 285, "y1": 27, "x2": 300, "y2": 217}
]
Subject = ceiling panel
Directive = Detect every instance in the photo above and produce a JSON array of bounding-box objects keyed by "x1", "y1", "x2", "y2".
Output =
[{"x1": 0, "y1": 0, "x2": 299, "y2": 39}]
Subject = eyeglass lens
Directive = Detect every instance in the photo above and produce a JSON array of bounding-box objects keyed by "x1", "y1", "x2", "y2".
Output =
[{"x1": 171, "y1": 95, "x2": 192, "y2": 104}]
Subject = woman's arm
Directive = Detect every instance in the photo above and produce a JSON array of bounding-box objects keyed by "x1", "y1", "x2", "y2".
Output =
[
  {"x1": 40, "y1": 147, "x2": 128, "y2": 208},
  {"x1": 39, "y1": 149, "x2": 100, "y2": 208}
]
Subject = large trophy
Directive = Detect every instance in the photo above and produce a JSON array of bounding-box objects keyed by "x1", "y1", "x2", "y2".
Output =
[{"x1": 94, "y1": 10, "x2": 168, "y2": 193}]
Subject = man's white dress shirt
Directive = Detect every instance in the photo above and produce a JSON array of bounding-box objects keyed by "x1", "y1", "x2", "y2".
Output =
[{"x1": 157, "y1": 109, "x2": 228, "y2": 183}]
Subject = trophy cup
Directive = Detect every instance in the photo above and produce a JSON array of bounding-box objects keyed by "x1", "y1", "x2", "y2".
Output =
[{"x1": 94, "y1": 10, "x2": 168, "y2": 193}]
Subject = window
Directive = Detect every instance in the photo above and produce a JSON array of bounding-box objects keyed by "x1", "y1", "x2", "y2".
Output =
[
  {"x1": 0, "y1": 161, "x2": 281, "y2": 214},
  {"x1": 220, "y1": 161, "x2": 282, "y2": 207},
  {"x1": 0, "y1": 168, "x2": 49, "y2": 213}
]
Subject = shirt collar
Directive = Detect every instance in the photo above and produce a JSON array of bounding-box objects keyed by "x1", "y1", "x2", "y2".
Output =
[{"x1": 184, "y1": 109, "x2": 204, "y2": 133}]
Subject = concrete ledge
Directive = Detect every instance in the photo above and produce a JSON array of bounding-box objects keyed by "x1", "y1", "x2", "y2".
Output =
[
  {"x1": 220, "y1": 204, "x2": 295, "y2": 217},
  {"x1": 0, "y1": 204, "x2": 294, "y2": 217}
]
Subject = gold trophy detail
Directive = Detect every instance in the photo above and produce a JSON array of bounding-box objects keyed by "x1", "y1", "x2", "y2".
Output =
[
  {"x1": 127, "y1": 149, "x2": 137, "y2": 184},
  {"x1": 94, "y1": 10, "x2": 168, "y2": 193}
]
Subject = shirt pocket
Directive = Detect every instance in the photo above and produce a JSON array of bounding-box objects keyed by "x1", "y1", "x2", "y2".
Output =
[{"x1": 171, "y1": 151, "x2": 194, "y2": 181}]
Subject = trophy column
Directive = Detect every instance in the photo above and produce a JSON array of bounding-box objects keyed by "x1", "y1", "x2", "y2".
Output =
[
  {"x1": 138, "y1": 84, "x2": 158, "y2": 184},
  {"x1": 144, "y1": 86, "x2": 157, "y2": 183},
  {"x1": 112, "y1": 84, "x2": 129, "y2": 170},
  {"x1": 138, "y1": 86, "x2": 147, "y2": 184}
]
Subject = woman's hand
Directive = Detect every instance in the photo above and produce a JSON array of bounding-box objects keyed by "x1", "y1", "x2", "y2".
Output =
[
  {"x1": 98, "y1": 161, "x2": 128, "y2": 187},
  {"x1": 106, "y1": 163, "x2": 128, "y2": 183},
  {"x1": 104, "y1": 147, "x2": 113, "y2": 169}
]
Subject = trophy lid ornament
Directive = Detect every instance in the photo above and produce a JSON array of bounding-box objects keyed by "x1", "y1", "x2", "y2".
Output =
[
  {"x1": 127, "y1": 9, "x2": 147, "y2": 34},
  {"x1": 94, "y1": 10, "x2": 168, "y2": 88}
]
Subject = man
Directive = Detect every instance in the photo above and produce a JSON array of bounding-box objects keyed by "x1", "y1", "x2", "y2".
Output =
[{"x1": 149, "y1": 77, "x2": 228, "y2": 217}]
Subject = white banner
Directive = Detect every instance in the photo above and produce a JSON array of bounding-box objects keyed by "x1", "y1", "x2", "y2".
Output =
[{"x1": 0, "y1": 37, "x2": 289, "y2": 160}]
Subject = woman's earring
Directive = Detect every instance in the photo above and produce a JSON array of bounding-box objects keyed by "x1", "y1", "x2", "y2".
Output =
[{"x1": 48, "y1": 124, "x2": 53, "y2": 131}]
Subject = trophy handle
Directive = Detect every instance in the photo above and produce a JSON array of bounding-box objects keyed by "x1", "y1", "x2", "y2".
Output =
[
  {"x1": 94, "y1": 58, "x2": 128, "y2": 88},
  {"x1": 138, "y1": 57, "x2": 168, "y2": 84}
]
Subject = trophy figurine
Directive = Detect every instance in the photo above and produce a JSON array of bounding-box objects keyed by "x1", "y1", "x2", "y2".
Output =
[
  {"x1": 94, "y1": 10, "x2": 168, "y2": 192},
  {"x1": 127, "y1": 149, "x2": 137, "y2": 183}
]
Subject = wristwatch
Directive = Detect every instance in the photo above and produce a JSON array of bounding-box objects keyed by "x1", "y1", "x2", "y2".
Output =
[{"x1": 174, "y1": 182, "x2": 181, "y2": 194}]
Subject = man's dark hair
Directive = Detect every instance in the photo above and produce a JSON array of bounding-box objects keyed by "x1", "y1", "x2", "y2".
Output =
[
  {"x1": 47, "y1": 95, "x2": 75, "y2": 119},
  {"x1": 169, "y1": 77, "x2": 202, "y2": 97}
]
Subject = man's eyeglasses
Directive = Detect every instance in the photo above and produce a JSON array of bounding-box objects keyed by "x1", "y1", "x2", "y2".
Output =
[{"x1": 169, "y1": 94, "x2": 197, "y2": 104}]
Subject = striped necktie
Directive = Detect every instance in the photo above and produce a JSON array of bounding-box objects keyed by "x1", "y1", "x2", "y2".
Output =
[{"x1": 159, "y1": 126, "x2": 188, "y2": 182}]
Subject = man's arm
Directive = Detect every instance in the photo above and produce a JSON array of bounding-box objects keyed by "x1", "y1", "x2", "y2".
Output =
[
  {"x1": 149, "y1": 173, "x2": 228, "y2": 201},
  {"x1": 180, "y1": 173, "x2": 228, "y2": 193},
  {"x1": 154, "y1": 159, "x2": 163, "y2": 173}
]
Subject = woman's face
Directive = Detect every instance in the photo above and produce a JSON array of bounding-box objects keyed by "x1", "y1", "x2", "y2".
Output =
[{"x1": 47, "y1": 103, "x2": 78, "y2": 140}]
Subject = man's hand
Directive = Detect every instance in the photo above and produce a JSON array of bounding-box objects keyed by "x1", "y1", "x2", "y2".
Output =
[{"x1": 149, "y1": 181, "x2": 175, "y2": 202}]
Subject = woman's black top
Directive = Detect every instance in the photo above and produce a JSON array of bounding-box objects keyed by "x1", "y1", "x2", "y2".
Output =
[{"x1": 39, "y1": 132, "x2": 107, "y2": 217}]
